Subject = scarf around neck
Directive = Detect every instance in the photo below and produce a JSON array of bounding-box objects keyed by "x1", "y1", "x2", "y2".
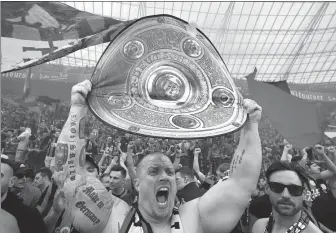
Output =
[
  {"x1": 264, "y1": 211, "x2": 309, "y2": 233},
  {"x1": 119, "y1": 203, "x2": 184, "y2": 233}
]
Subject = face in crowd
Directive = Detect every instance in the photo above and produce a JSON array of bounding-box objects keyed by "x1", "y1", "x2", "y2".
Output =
[
  {"x1": 267, "y1": 170, "x2": 305, "y2": 216},
  {"x1": 1, "y1": 161, "x2": 15, "y2": 198},
  {"x1": 100, "y1": 174, "x2": 111, "y2": 190},
  {"x1": 307, "y1": 162, "x2": 321, "y2": 174},
  {"x1": 89, "y1": 132, "x2": 96, "y2": 139},
  {"x1": 175, "y1": 171, "x2": 193, "y2": 191},
  {"x1": 33, "y1": 172, "x2": 48, "y2": 189},
  {"x1": 135, "y1": 153, "x2": 176, "y2": 220},
  {"x1": 258, "y1": 178, "x2": 267, "y2": 189},
  {"x1": 84, "y1": 160, "x2": 99, "y2": 178},
  {"x1": 109, "y1": 170, "x2": 125, "y2": 192},
  {"x1": 13, "y1": 170, "x2": 26, "y2": 190}
]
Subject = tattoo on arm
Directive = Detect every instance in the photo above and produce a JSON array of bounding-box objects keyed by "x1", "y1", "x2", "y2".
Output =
[
  {"x1": 79, "y1": 117, "x2": 86, "y2": 139},
  {"x1": 230, "y1": 149, "x2": 245, "y2": 175}
]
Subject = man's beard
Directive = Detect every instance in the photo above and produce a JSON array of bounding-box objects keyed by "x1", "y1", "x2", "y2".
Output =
[
  {"x1": 274, "y1": 200, "x2": 302, "y2": 216},
  {"x1": 152, "y1": 203, "x2": 172, "y2": 219}
]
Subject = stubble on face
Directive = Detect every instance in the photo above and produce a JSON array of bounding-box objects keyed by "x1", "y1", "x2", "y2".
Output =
[
  {"x1": 268, "y1": 171, "x2": 304, "y2": 217},
  {"x1": 138, "y1": 154, "x2": 177, "y2": 220},
  {"x1": 273, "y1": 198, "x2": 302, "y2": 216}
]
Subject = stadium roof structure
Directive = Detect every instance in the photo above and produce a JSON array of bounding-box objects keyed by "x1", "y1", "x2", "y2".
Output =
[{"x1": 55, "y1": 1, "x2": 336, "y2": 84}]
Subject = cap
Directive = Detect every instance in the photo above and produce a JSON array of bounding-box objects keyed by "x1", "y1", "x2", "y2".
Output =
[
  {"x1": 86, "y1": 154, "x2": 100, "y2": 174},
  {"x1": 12, "y1": 161, "x2": 27, "y2": 178}
]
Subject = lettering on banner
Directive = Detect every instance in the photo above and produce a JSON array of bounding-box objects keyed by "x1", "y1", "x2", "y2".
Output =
[
  {"x1": 69, "y1": 113, "x2": 77, "y2": 181},
  {"x1": 79, "y1": 117, "x2": 86, "y2": 139},
  {"x1": 75, "y1": 201, "x2": 101, "y2": 225},
  {"x1": 82, "y1": 186, "x2": 100, "y2": 203},
  {"x1": 81, "y1": 185, "x2": 105, "y2": 209}
]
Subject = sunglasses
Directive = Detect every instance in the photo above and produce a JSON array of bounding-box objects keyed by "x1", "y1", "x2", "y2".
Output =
[{"x1": 268, "y1": 182, "x2": 304, "y2": 196}]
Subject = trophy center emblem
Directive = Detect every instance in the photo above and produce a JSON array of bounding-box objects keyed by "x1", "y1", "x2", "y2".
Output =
[{"x1": 153, "y1": 74, "x2": 185, "y2": 101}]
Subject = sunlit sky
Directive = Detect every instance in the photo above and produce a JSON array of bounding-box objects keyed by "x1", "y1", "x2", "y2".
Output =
[{"x1": 54, "y1": 2, "x2": 336, "y2": 84}]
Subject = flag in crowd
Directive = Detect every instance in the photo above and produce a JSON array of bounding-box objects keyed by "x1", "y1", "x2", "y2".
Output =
[
  {"x1": 22, "y1": 68, "x2": 32, "y2": 100},
  {"x1": 1, "y1": 2, "x2": 133, "y2": 73},
  {"x1": 246, "y1": 68, "x2": 336, "y2": 149}
]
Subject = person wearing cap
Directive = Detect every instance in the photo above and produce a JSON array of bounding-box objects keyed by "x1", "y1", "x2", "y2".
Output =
[
  {"x1": 10, "y1": 162, "x2": 27, "y2": 199},
  {"x1": 85, "y1": 154, "x2": 100, "y2": 178},
  {"x1": 1, "y1": 156, "x2": 47, "y2": 233}
]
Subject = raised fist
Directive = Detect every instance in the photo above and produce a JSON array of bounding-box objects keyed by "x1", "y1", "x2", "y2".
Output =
[
  {"x1": 243, "y1": 99, "x2": 262, "y2": 123},
  {"x1": 71, "y1": 80, "x2": 92, "y2": 106},
  {"x1": 175, "y1": 144, "x2": 182, "y2": 155},
  {"x1": 285, "y1": 144, "x2": 292, "y2": 150},
  {"x1": 111, "y1": 156, "x2": 119, "y2": 165},
  {"x1": 194, "y1": 148, "x2": 201, "y2": 156},
  {"x1": 120, "y1": 153, "x2": 127, "y2": 163}
]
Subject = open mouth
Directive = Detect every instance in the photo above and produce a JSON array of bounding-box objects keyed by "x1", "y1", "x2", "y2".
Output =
[{"x1": 156, "y1": 187, "x2": 169, "y2": 206}]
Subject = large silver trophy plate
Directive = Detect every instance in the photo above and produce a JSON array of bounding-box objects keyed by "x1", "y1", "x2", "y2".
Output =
[{"x1": 88, "y1": 15, "x2": 247, "y2": 139}]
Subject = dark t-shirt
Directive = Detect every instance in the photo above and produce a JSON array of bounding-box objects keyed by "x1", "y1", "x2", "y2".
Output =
[
  {"x1": 2, "y1": 192, "x2": 47, "y2": 233},
  {"x1": 176, "y1": 182, "x2": 206, "y2": 202},
  {"x1": 249, "y1": 194, "x2": 272, "y2": 218},
  {"x1": 119, "y1": 137, "x2": 129, "y2": 153},
  {"x1": 311, "y1": 191, "x2": 336, "y2": 231},
  {"x1": 86, "y1": 139, "x2": 98, "y2": 156},
  {"x1": 36, "y1": 182, "x2": 58, "y2": 217}
]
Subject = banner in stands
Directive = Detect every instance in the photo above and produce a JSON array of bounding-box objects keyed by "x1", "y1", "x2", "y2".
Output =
[
  {"x1": 290, "y1": 90, "x2": 336, "y2": 102},
  {"x1": 1, "y1": 70, "x2": 90, "y2": 83}
]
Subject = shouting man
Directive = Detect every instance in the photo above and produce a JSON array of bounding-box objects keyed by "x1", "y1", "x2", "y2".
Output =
[{"x1": 49, "y1": 79, "x2": 263, "y2": 233}]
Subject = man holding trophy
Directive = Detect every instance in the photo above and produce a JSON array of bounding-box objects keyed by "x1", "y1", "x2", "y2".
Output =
[{"x1": 47, "y1": 15, "x2": 263, "y2": 233}]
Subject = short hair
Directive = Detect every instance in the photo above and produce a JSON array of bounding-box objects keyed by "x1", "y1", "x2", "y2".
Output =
[
  {"x1": 1, "y1": 157, "x2": 14, "y2": 171},
  {"x1": 110, "y1": 165, "x2": 127, "y2": 178},
  {"x1": 100, "y1": 173, "x2": 110, "y2": 181},
  {"x1": 24, "y1": 168, "x2": 35, "y2": 179},
  {"x1": 175, "y1": 166, "x2": 194, "y2": 180},
  {"x1": 306, "y1": 160, "x2": 318, "y2": 167},
  {"x1": 38, "y1": 167, "x2": 53, "y2": 181},
  {"x1": 266, "y1": 161, "x2": 309, "y2": 187},
  {"x1": 136, "y1": 153, "x2": 172, "y2": 177},
  {"x1": 291, "y1": 155, "x2": 303, "y2": 163},
  {"x1": 217, "y1": 163, "x2": 230, "y2": 173}
]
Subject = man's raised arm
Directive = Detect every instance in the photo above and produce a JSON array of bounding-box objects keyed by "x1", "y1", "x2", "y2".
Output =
[
  {"x1": 196, "y1": 99, "x2": 262, "y2": 233},
  {"x1": 55, "y1": 81, "x2": 91, "y2": 178},
  {"x1": 51, "y1": 80, "x2": 124, "y2": 233}
]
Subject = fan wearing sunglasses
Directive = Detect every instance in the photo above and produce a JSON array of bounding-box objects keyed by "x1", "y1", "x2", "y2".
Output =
[{"x1": 252, "y1": 161, "x2": 322, "y2": 233}]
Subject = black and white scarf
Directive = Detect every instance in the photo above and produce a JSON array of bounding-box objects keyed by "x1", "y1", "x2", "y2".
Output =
[
  {"x1": 118, "y1": 203, "x2": 184, "y2": 233},
  {"x1": 264, "y1": 211, "x2": 309, "y2": 233}
]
